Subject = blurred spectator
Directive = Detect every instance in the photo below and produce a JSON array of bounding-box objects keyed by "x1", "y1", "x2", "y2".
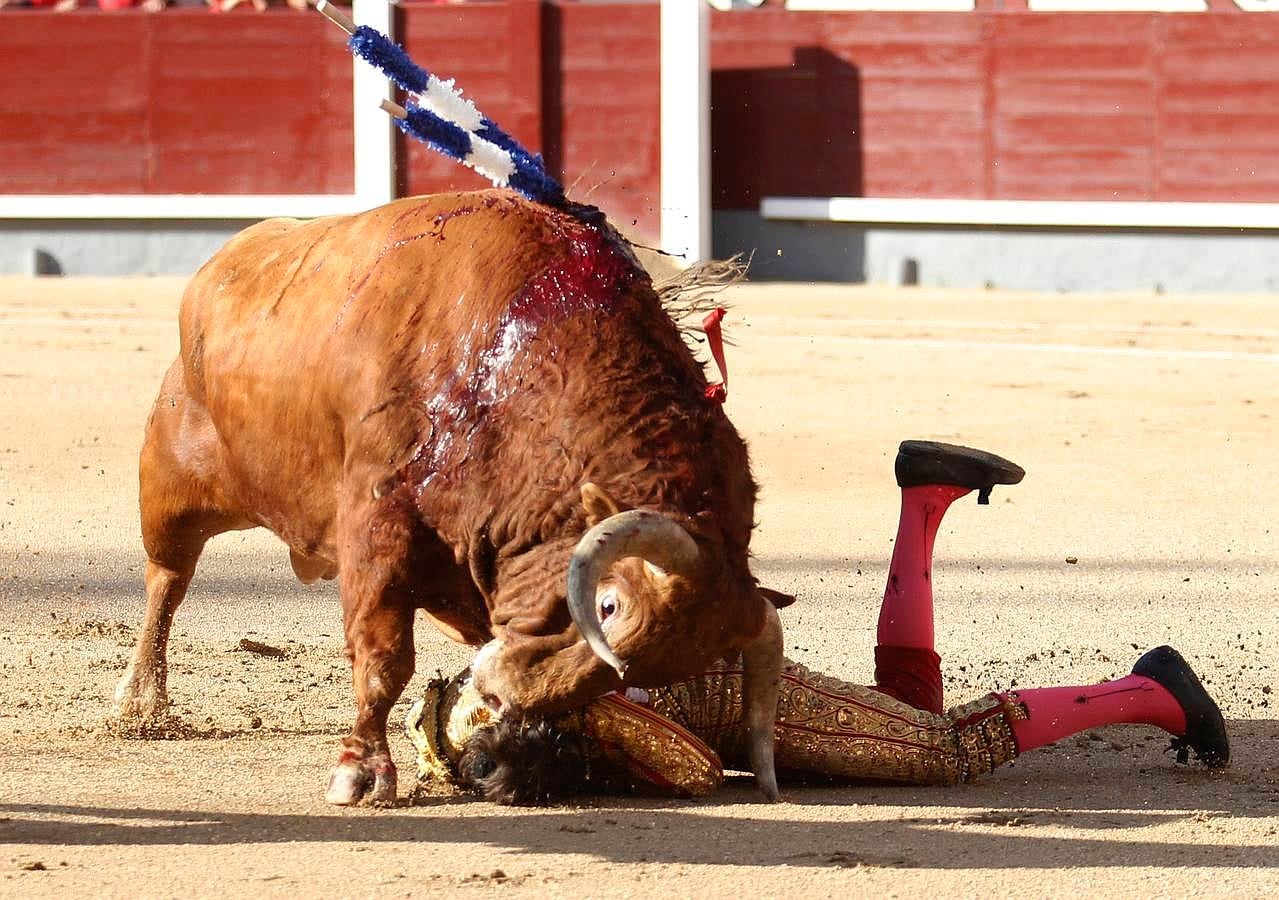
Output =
[
  {"x1": 97, "y1": 0, "x2": 169, "y2": 9},
  {"x1": 0, "y1": 0, "x2": 308, "y2": 8},
  {"x1": 0, "y1": 0, "x2": 175, "y2": 8},
  {"x1": 216, "y1": 0, "x2": 309, "y2": 9}
]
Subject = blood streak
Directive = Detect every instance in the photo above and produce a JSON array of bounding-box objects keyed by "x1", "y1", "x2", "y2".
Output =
[{"x1": 412, "y1": 213, "x2": 643, "y2": 493}]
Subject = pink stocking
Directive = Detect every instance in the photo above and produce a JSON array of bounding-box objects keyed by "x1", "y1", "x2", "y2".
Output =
[
  {"x1": 1003, "y1": 675, "x2": 1188, "y2": 752},
  {"x1": 874, "y1": 484, "x2": 970, "y2": 714}
]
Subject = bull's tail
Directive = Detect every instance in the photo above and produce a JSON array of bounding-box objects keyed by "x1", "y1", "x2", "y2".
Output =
[
  {"x1": 315, "y1": 0, "x2": 564, "y2": 207},
  {"x1": 656, "y1": 254, "x2": 749, "y2": 402},
  {"x1": 655, "y1": 254, "x2": 748, "y2": 329}
]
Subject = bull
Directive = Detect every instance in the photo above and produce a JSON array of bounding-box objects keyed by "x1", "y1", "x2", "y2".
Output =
[{"x1": 114, "y1": 190, "x2": 784, "y2": 804}]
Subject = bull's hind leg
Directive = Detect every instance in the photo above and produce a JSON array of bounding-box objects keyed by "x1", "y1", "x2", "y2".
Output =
[
  {"x1": 325, "y1": 495, "x2": 420, "y2": 805},
  {"x1": 115, "y1": 364, "x2": 246, "y2": 723}
]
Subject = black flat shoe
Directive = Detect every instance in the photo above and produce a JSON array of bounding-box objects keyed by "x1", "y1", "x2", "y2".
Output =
[
  {"x1": 1132, "y1": 645, "x2": 1230, "y2": 768},
  {"x1": 895, "y1": 440, "x2": 1026, "y2": 504}
]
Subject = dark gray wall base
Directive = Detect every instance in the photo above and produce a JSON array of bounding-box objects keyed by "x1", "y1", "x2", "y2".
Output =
[
  {"x1": 8, "y1": 215, "x2": 1279, "y2": 294},
  {"x1": 714, "y1": 211, "x2": 1279, "y2": 293},
  {"x1": 1, "y1": 221, "x2": 249, "y2": 277}
]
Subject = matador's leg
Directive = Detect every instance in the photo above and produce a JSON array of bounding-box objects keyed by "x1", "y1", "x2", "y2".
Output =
[
  {"x1": 875, "y1": 441, "x2": 1024, "y2": 714},
  {"x1": 999, "y1": 646, "x2": 1228, "y2": 767},
  {"x1": 770, "y1": 660, "x2": 1020, "y2": 784},
  {"x1": 652, "y1": 661, "x2": 1021, "y2": 784},
  {"x1": 661, "y1": 647, "x2": 1227, "y2": 786}
]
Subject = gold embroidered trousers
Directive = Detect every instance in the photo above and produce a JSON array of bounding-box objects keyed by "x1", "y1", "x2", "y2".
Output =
[{"x1": 649, "y1": 659, "x2": 1021, "y2": 785}]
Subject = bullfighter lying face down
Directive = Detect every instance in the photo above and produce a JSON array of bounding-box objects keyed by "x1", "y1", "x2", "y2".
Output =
[
  {"x1": 114, "y1": 190, "x2": 785, "y2": 805},
  {"x1": 406, "y1": 442, "x2": 1230, "y2": 804}
]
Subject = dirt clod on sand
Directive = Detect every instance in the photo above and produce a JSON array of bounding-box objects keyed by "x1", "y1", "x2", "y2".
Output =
[{"x1": 237, "y1": 638, "x2": 289, "y2": 659}]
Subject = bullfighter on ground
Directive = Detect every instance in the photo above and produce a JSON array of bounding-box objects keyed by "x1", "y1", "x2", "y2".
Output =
[{"x1": 406, "y1": 441, "x2": 1230, "y2": 803}]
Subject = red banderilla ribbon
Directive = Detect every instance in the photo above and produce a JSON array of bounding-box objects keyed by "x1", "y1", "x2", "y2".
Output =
[{"x1": 702, "y1": 307, "x2": 728, "y2": 403}]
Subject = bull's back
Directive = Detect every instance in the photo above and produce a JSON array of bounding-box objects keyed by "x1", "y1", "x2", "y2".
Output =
[{"x1": 175, "y1": 190, "x2": 581, "y2": 542}]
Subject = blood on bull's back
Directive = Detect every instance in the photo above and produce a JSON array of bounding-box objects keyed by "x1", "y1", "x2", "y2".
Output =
[{"x1": 180, "y1": 192, "x2": 576, "y2": 532}]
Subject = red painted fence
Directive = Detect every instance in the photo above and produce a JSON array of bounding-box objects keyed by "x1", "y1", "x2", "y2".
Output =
[
  {"x1": 396, "y1": 1, "x2": 661, "y2": 235},
  {"x1": 4, "y1": 2, "x2": 1279, "y2": 240},
  {"x1": 0, "y1": 10, "x2": 354, "y2": 195},
  {"x1": 711, "y1": 10, "x2": 1279, "y2": 206}
]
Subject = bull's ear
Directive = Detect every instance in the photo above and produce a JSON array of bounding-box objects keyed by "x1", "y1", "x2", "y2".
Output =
[
  {"x1": 580, "y1": 482, "x2": 624, "y2": 527},
  {"x1": 759, "y1": 587, "x2": 796, "y2": 609}
]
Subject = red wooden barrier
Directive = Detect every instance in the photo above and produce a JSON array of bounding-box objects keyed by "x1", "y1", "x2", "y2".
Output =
[
  {"x1": 4, "y1": 3, "x2": 1279, "y2": 237},
  {"x1": 397, "y1": 2, "x2": 530, "y2": 199},
  {"x1": 397, "y1": 1, "x2": 661, "y2": 237},
  {"x1": 554, "y1": 2, "x2": 661, "y2": 237},
  {"x1": 0, "y1": 9, "x2": 353, "y2": 196},
  {"x1": 709, "y1": 9, "x2": 1279, "y2": 206}
]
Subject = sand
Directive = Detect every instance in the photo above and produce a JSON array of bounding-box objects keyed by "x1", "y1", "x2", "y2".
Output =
[{"x1": 0, "y1": 274, "x2": 1276, "y2": 897}]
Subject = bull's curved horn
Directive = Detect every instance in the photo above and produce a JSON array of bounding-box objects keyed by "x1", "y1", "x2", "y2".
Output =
[
  {"x1": 566, "y1": 509, "x2": 699, "y2": 678},
  {"x1": 740, "y1": 601, "x2": 783, "y2": 802}
]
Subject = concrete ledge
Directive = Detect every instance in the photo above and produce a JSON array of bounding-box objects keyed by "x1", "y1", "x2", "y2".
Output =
[
  {"x1": 0, "y1": 221, "x2": 249, "y2": 277},
  {"x1": 12, "y1": 208, "x2": 1279, "y2": 290}
]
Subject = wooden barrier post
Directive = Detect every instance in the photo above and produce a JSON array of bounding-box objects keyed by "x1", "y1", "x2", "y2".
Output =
[
  {"x1": 660, "y1": 0, "x2": 710, "y2": 265},
  {"x1": 353, "y1": 0, "x2": 397, "y2": 209}
]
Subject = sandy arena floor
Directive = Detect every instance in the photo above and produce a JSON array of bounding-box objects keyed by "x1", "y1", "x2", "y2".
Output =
[{"x1": 0, "y1": 274, "x2": 1276, "y2": 897}]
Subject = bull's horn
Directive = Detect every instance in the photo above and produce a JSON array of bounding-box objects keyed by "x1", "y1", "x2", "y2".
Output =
[
  {"x1": 566, "y1": 509, "x2": 699, "y2": 678},
  {"x1": 740, "y1": 601, "x2": 783, "y2": 802}
]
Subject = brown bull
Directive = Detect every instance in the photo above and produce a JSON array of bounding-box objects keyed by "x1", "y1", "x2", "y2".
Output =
[{"x1": 114, "y1": 190, "x2": 783, "y2": 804}]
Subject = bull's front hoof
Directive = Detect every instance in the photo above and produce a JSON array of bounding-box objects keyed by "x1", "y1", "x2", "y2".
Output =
[
  {"x1": 325, "y1": 755, "x2": 397, "y2": 806},
  {"x1": 113, "y1": 665, "x2": 169, "y2": 724}
]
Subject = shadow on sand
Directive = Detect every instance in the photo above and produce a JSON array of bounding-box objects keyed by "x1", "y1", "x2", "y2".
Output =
[{"x1": 4, "y1": 722, "x2": 1276, "y2": 871}]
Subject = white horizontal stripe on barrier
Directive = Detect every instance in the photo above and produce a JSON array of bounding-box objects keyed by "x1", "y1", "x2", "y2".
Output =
[
  {"x1": 0, "y1": 195, "x2": 370, "y2": 220},
  {"x1": 1027, "y1": 0, "x2": 1205, "y2": 10},
  {"x1": 758, "y1": 333, "x2": 1279, "y2": 365},
  {"x1": 760, "y1": 196, "x2": 1279, "y2": 230},
  {"x1": 785, "y1": 0, "x2": 974, "y2": 9},
  {"x1": 781, "y1": 0, "x2": 1279, "y2": 8}
]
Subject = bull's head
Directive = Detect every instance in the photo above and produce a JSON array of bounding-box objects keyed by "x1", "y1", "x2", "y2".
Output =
[{"x1": 472, "y1": 483, "x2": 784, "y2": 801}]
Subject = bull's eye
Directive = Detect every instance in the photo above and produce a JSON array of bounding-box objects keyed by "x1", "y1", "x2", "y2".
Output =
[{"x1": 598, "y1": 592, "x2": 618, "y2": 621}]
